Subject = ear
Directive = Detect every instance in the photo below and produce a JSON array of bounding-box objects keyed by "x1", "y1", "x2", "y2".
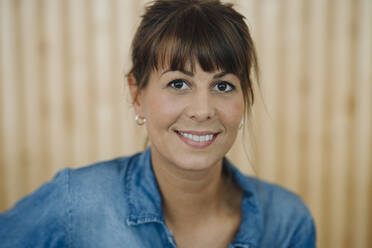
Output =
[{"x1": 127, "y1": 73, "x2": 143, "y2": 116}]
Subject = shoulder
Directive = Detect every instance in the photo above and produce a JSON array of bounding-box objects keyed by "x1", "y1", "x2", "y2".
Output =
[
  {"x1": 67, "y1": 154, "x2": 134, "y2": 187},
  {"x1": 247, "y1": 177, "x2": 316, "y2": 247},
  {"x1": 0, "y1": 151, "x2": 143, "y2": 248},
  {"x1": 230, "y1": 166, "x2": 316, "y2": 247},
  {"x1": 69, "y1": 151, "x2": 142, "y2": 180},
  {"x1": 63, "y1": 151, "x2": 145, "y2": 213},
  {"x1": 0, "y1": 169, "x2": 70, "y2": 247},
  {"x1": 248, "y1": 177, "x2": 311, "y2": 218},
  {"x1": 229, "y1": 164, "x2": 311, "y2": 220}
]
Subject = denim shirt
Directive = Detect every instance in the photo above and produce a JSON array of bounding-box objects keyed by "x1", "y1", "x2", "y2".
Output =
[{"x1": 0, "y1": 148, "x2": 316, "y2": 248}]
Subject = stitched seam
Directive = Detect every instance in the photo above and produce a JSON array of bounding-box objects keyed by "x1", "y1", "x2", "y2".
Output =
[{"x1": 125, "y1": 156, "x2": 135, "y2": 220}]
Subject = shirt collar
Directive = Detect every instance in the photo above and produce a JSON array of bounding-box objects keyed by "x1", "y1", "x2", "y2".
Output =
[
  {"x1": 125, "y1": 148, "x2": 263, "y2": 247},
  {"x1": 225, "y1": 158, "x2": 264, "y2": 247},
  {"x1": 125, "y1": 148, "x2": 165, "y2": 225}
]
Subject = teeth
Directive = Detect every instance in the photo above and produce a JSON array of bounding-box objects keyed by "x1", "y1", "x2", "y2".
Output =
[{"x1": 178, "y1": 131, "x2": 214, "y2": 142}]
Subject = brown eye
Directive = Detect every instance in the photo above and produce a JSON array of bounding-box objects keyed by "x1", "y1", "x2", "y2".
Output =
[
  {"x1": 168, "y1": 79, "x2": 190, "y2": 90},
  {"x1": 213, "y1": 81, "x2": 235, "y2": 93},
  {"x1": 218, "y1": 83, "x2": 227, "y2": 91}
]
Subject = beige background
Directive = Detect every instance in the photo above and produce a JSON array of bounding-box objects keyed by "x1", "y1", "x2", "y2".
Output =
[{"x1": 0, "y1": 0, "x2": 371, "y2": 247}]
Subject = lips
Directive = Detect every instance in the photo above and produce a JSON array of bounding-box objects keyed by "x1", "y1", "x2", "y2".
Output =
[{"x1": 174, "y1": 130, "x2": 219, "y2": 148}]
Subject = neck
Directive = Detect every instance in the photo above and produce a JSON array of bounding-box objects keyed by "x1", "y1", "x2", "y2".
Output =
[{"x1": 152, "y1": 158, "x2": 227, "y2": 226}]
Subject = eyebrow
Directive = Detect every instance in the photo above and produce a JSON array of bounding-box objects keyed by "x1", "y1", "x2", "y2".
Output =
[{"x1": 161, "y1": 69, "x2": 228, "y2": 79}]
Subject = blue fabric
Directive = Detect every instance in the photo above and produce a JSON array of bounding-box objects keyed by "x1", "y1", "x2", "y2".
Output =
[{"x1": 0, "y1": 148, "x2": 316, "y2": 247}]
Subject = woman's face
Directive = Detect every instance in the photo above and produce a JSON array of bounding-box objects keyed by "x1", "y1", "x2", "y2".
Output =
[{"x1": 131, "y1": 62, "x2": 244, "y2": 171}]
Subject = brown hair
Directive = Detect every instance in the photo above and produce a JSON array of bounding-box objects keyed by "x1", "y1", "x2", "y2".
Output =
[{"x1": 128, "y1": 0, "x2": 259, "y2": 112}]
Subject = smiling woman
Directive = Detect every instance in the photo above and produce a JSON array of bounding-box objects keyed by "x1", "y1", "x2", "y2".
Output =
[{"x1": 0, "y1": 0, "x2": 315, "y2": 248}]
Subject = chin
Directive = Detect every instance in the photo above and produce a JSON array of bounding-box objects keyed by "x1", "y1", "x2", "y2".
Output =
[{"x1": 170, "y1": 153, "x2": 222, "y2": 172}]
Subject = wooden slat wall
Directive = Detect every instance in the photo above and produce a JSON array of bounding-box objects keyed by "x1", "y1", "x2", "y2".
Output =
[{"x1": 0, "y1": 0, "x2": 371, "y2": 247}]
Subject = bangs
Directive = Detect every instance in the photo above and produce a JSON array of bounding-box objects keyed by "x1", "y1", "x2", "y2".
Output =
[
  {"x1": 148, "y1": 6, "x2": 249, "y2": 76},
  {"x1": 130, "y1": 0, "x2": 258, "y2": 108}
]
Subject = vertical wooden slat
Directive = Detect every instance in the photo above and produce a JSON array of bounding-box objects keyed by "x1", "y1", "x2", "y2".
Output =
[
  {"x1": 92, "y1": 0, "x2": 114, "y2": 160},
  {"x1": 108, "y1": 0, "x2": 123, "y2": 158},
  {"x1": 13, "y1": 0, "x2": 28, "y2": 195},
  {"x1": 278, "y1": 0, "x2": 303, "y2": 192},
  {"x1": 68, "y1": 0, "x2": 90, "y2": 167},
  {"x1": 85, "y1": 0, "x2": 99, "y2": 163},
  {"x1": 61, "y1": 0, "x2": 74, "y2": 169},
  {"x1": 241, "y1": 0, "x2": 261, "y2": 176},
  {"x1": 0, "y1": 0, "x2": 5, "y2": 208},
  {"x1": 273, "y1": 0, "x2": 288, "y2": 187},
  {"x1": 115, "y1": 0, "x2": 134, "y2": 156},
  {"x1": 344, "y1": 0, "x2": 359, "y2": 246},
  {"x1": 307, "y1": 0, "x2": 328, "y2": 246},
  {"x1": 0, "y1": 0, "x2": 8, "y2": 207},
  {"x1": 353, "y1": 1, "x2": 372, "y2": 247},
  {"x1": 44, "y1": 0, "x2": 65, "y2": 174},
  {"x1": 247, "y1": 0, "x2": 265, "y2": 178},
  {"x1": 0, "y1": 0, "x2": 21, "y2": 207},
  {"x1": 21, "y1": 0, "x2": 43, "y2": 193},
  {"x1": 329, "y1": 0, "x2": 352, "y2": 246},
  {"x1": 297, "y1": 0, "x2": 311, "y2": 197},
  {"x1": 255, "y1": 0, "x2": 280, "y2": 182},
  {"x1": 36, "y1": 0, "x2": 52, "y2": 185},
  {"x1": 321, "y1": 0, "x2": 335, "y2": 247}
]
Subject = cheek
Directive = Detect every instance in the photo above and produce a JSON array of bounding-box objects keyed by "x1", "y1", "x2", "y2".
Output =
[
  {"x1": 217, "y1": 97, "x2": 244, "y2": 127},
  {"x1": 143, "y1": 92, "x2": 184, "y2": 125}
]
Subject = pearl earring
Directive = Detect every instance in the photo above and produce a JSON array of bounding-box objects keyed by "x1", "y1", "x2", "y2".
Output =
[{"x1": 135, "y1": 115, "x2": 147, "y2": 126}]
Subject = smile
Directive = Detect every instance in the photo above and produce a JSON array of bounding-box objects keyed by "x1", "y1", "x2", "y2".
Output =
[
  {"x1": 174, "y1": 130, "x2": 219, "y2": 149},
  {"x1": 178, "y1": 131, "x2": 214, "y2": 142}
]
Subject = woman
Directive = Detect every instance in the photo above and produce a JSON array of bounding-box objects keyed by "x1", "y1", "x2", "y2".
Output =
[{"x1": 0, "y1": 0, "x2": 316, "y2": 247}]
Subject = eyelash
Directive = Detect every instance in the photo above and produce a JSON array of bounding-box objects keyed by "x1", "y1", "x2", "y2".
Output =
[{"x1": 167, "y1": 79, "x2": 235, "y2": 93}]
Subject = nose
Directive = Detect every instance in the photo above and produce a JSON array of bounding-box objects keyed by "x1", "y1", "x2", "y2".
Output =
[{"x1": 186, "y1": 90, "x2": 215, "y2": 122}]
